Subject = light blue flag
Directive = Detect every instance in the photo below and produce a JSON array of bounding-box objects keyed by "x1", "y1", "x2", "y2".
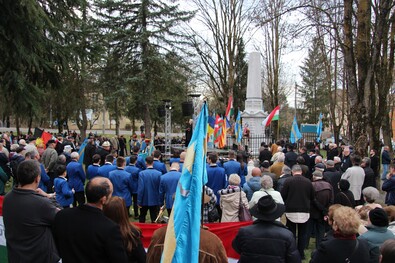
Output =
[
  {"x1": 316, "y1": 113, "x2": 323, "y2": 142},
  {"x1": 161, "y1": 103, "x2": 208, "y2": 263},
  {"x1": 78, "y1": 138, "x2": 88, "y2": 164},
  {"x1": 235, "y1": 110, "x2": 243, "y2": 143},
  {"x1": 290, "y1": 116, "x2": 302, "y2": 143}
]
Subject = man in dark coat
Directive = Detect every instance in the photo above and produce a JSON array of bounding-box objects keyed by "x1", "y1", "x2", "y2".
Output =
[
  {"x1": 232, "y1": 195, "x2": 300, "y2": 262},
  {"x1": 323, "y1": 160, "x2": 341, "y2": 195},
  {"x1": 83, "y1": 137, "x2": 96, "y2": 168},
  {"x1": 259, "y1": 144, "x2": 272, "y2": 165},
  {"x1": 95, "y1": 141, "x2": 111, "y2": 165},
  {"x1": 369, "y1": 149, "x2": 380, "y2": 180},
  {"x1": 53, "y1": 177, "x2": 128, "y2": 263},
  {"x1": 361, "y1": 157, "x2": 376, "y2": 189},
  {"x1": 285, "y1": 144, "x2": 298, "y2": 169},
  {"x1": 381, "y1": 146, "x2": 392, "y2": 180}
]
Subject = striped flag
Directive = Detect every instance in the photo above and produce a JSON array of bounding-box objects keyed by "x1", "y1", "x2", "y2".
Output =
[
  {"x1": 290, "y1": 116, "x2": 302, "y2": 143},
  {"x1": 161, "y1": 103, "x2": 208, "y2": 263},
  {"x1": 316, "y1": 113, "x2": 323, "y2": 142},
  {"x1": 213, "y1": 115, "x2": 222, "y2": 143},
  {"x1": 262, "y1": 105, "x2": 280, "y2": 127},
  {"x1": 225, "y1": 96, "x2": 233, "y2": 122},
  {"x1": 218, "y1": 118, "x2": 227, "y2": 149},
  {"x1": 235, "y1": 110, "x2": 243, "y2": 143}
]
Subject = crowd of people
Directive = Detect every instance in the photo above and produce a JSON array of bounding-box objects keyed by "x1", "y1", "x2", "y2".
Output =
[{"x1": 2, "y1": 129, "x2": 395, "y2": 262}]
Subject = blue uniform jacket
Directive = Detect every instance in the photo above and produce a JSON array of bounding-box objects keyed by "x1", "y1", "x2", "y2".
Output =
[
  {"x1": 137, "y1": 168, "x2": 161, "y2": 206},
  {"x1": 109, "y1": 168, "x2": 134, "y2": 207},
  {"x1": 98, "y1": 163, "x2": 116, "y2": 178},
  {"x1": 86, "y1": 164, "x2": 100, "y2": 180},
  {"x1": 206, "y1": 165, "x2": 227, "y2": 205},
  {"x1": 124, "y1": 164, "x2": 140, "y2": 194},
  {"x1": 38, "y1": 163, "x2": 50, "y2": 193},
  {"x1": 67, "y1": 161, "x2": 86, "y2": 192},
  {"x1": 159, "y1": 170, "x2": 181, "y2": 208},
  {"x1": 134, "y1": 154, "x2": 147, "y2": 170},
  {"x1": 169, "y1": 158, "x2": 180, "y2": 165},
  {"x1": 54, "y1": 177, "x2": 74, "y2": 207},
  {"x1": 382, "y1": 177, "x2": 395, "y2": 205},
  {"x1": 223, "y1": 159, "x2": 246, "y2": 186},
  {"x1": 153, "y1": 160, "x2": 167, "y2": 174}
]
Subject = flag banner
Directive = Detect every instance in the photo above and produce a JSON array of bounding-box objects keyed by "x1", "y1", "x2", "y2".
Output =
[
  {"x1": 78, "y1": 138, "x2": 88, "y2": 164},
  {"x1": 235, "y1": 111, "x2": 243, "y2": 144},
  {"x1": 290, "y1": 116, "x2": 302, "y2": 143},
  {"x1": 33, "y1": 127, "x2": 44, "y2": 138},
  {"x1": 262, "y1": 105, "x2": 280, "y2": 127},
  {"x1": 41, "y1": 131, "x2": 52, "y2": 146},
  {"x1": 225, "y1": 96, "x2": 233, "y2": 122},
  {"x1": 161, "y1": 103, "x2": 208, "y2": 263},
  {"x1": 316, "y1": 113, "x2": 323, "y2": 142},
  {"x1": 218, "y1": 118, "x2": 227, "y2": 149},
  {"x1": 213, "y1": 115, "x2": 222, "y2": 143},
  {"x1": 137, "y1": 221, "x2": 252, "y2": 260}
]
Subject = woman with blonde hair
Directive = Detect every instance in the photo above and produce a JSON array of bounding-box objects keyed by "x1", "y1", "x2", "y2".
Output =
[
  {"x1": 218, "y1": 174, "x2": 249, "y2": 222},
  {"x1": 104, "y1": 196, "x2": 146, "y2": 263},
  {"x1": 310, "y1": 206, "x2": 370, "y2": 263}
]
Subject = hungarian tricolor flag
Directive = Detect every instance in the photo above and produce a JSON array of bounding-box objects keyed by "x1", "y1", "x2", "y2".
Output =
[{"x1": 262, "y1": 105, "x2": 280, "y2": 127}]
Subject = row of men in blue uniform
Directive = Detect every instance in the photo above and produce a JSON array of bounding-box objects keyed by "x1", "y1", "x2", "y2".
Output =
[{"x1": 56, "y1": 148, "x2": 246, "y2": 222}]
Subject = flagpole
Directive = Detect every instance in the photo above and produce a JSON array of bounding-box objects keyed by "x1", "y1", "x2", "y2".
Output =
[{"x1": 277, "y1": 119, "x2": 280, "y2": 141}]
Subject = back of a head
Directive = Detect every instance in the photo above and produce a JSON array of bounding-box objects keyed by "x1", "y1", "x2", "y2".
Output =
[
  {"x1": 116, "y1": 156, "x2": 126, "y2": 167},
  {"x1": 261, "y1": 161, "x2": 270, "y2": 169},
  {"x1": 228, "y1": 150, "x2": 235, "y2": 159},
  {"x1": 380, "y1": 239, "x2": 395, "y2": 263},
  {"x1": 339, "y1": 179, "x2": 350, "y2": 191},
  {"x1": 92, "y1": 154, "x2": 101, "y2": 164},
  {"x1": 146, "y1": 156, "x2": 154, "y2": 165},
  {"x1": 251, "y1": 167, "x2": 261, "y2": 177},
  {"x1": 129, "y1": 155, "x2": 137, "y2": 164},
  {"x1": 236, "y1": 153, "x2": 244, "y2": 163},
  {"x1": 103, "y1": 196, "x2": 129, "y2": 227},
  {"x1": 350, "y1": 154, "x2": 361, "y2": 166},
  {"x1": 105, "y1": 154, "x2": 114, "y2": 163},
  {"x1": 17, "y1": 160, "x2": 40, "y2": 186},
  {"x1": 291, "y1": 164, "x2": 302, "y2": 174},
  {"x1": 57, "y1": 165, "x2": 67, "y2": 177},
  {"x1": 170, "y1": 162, "x2": 180, "y2": 171},
  {"x1": 173, "y1": 149, "x2": 180, "y2": 158},
  {"x1": 277, "y1": 153, "x2": 285, "y2": 162},
  {"x1": 296, "y1": 156, "x2": 305, "y2": 165},
  {"x1": 362, "y1": 157, "x2": 371, "y2": 167},
  {"x1": 260, "y1": 175, "x2": 273, "y2": 190},
  {"x1": 228, "y1": 173, "x2": 241, "y2": 186},
  {"x1": 153, "y1": 150, "x2": 161, "y2": 159},
  {"x1": 132, "y1": 146, "x2": 140, "y2": 153},
  {"x1": 362, "y1": 186, "x2": 380, "y2": 203},
  {"x1": 86, "y1": 177, "x2": 112, "y2": 204},
  {"x1": 70, "y1": 151, "x2": 79, "y2": 160},
  {"x1": 334, "y1": 156, "x2": 341, "y2": 163},
  {"x1": 58, "y1": 154, "x2": 67, "y2": 164},
  {"x1": 333, "y1": 206, "x2": 360, "y2": 235},
  {"x1": 208, "y1": 153, "x2": 217, "y2": 163},
  {"x1": 282, "y1": 165, "x2": 291, "y2": 175},
  {"x1": 369, "y1": 208, "x2": 389, "y2": 227},
  {"x1": 180, "y1": 151, "x2": 186, "y2": 161}
]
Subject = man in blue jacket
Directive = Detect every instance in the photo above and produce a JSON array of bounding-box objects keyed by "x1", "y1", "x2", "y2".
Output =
[
  {"x1": 381, "y1": 146, "x2": 392, "y2": 180},
  {"x1": 243, "y1": 167, "x2": 262, "y2": 201},
  {"x1": 153, "y1": 150, "x2": 167, "y2": 174},
  {"x1": 67, "y1": 152, "x2": 86, "y2": 207},
  {"x1": 223, "y1": 150, "x2": 245, "y2": 186},
  {"x1": 159, "y1": 162, "x2": 181, "y2": 215},
  {"x1": 138, "y1": 156, "x2": 162, "y2": 223},
  {"x1": 131, "y1": 146, "x2": 146, "y2": 170},
  {"x1": 98, "y1": 154, "x2": 116, "y2": 178},
  {"x1": 87, "y1": 154, "x2": 101, "y2": 180},
  {"x1": 206, "y1": 153, "x2": 227, "y2": 220},
  {"x1": 125, "y1": 155, "x2": 140, "y2": 219},
  {"x1": 109, "y1": 157, "x2": 134, "y2": 213}
]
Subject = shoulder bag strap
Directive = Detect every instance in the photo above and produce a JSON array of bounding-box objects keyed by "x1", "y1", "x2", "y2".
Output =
[{"x1": 345, "y1": 239, "x2": 359, "y2": 263}]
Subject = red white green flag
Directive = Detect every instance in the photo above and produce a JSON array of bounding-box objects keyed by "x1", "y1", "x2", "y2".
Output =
[{"x1": 262, "y1": 105, "x2": 280, "y2": 127}]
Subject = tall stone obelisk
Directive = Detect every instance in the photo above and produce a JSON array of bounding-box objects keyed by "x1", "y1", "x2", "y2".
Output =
[{"x1": 241, "y1": 52, "x2": 266, "y2": 137}]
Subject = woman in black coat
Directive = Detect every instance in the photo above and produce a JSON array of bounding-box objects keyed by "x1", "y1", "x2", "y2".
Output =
[{"x1": 310, "y1": 206, "x2": 369, "y2": 263}]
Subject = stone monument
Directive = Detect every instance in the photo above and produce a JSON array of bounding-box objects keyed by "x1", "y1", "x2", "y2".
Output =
[{"x1": 241, "y1": 52, "x2": 267, "y2": 154}]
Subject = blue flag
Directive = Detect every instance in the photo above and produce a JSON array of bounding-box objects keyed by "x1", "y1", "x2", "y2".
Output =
[
  {"x1": 235, "y1": 110, "x2": 243, "y2": 143},
  {"x1": 290, "y1": 116, "x2": 302, "y2": 143},
  {"x1": 78, "y1": 138, "x2": 88, "y2": 164},
  {"x1": 161, "y1": 103, "x2": 208, "y2": 263},
  {"x1": 316, "y1": 113, "x2": 323, "y2": 142}
]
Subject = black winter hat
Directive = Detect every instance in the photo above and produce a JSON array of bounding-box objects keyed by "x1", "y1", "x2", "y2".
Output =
[{"x1": 369, "y1": 208, "x2": 389, "y2": 227}]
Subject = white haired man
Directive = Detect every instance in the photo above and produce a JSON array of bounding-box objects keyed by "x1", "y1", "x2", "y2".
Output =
[{"x1": 66, "y1": 152, "x2": 86, "y2": 207}]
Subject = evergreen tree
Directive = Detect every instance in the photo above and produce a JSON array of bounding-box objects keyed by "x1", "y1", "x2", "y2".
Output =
[{"x1": 299, "y1": 38, "x2": 330, "y2": 124}]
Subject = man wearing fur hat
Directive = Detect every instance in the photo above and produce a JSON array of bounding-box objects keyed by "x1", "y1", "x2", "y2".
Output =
[{"x1": 232, "y1": 195, "x2": 300, "y2": 262}]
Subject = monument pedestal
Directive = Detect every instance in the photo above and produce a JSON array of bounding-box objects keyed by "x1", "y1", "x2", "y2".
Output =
[{"x1": 241, "y1": 52, "x2": 267, "y2": 156}]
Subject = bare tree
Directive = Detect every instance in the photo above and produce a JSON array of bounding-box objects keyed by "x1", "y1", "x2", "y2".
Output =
[{"x1": 189, "y1": 0, "x2": 253, "y2": 111}]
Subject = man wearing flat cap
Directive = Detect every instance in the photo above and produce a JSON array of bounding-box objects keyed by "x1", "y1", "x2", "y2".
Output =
[{"x1": 232, "y1": 195, "x2": 301, "y2": 262}]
